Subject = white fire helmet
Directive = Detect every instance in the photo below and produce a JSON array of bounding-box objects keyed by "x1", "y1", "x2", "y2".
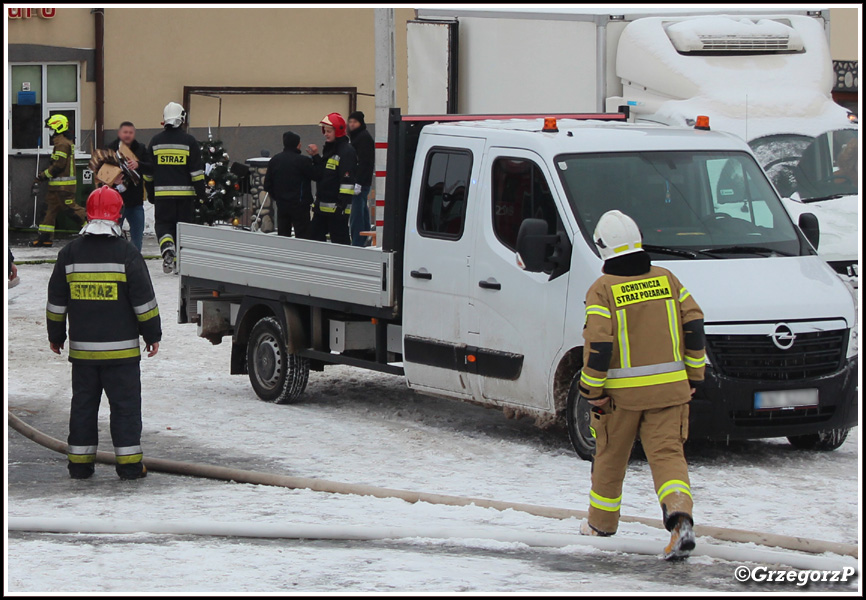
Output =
[
  {"x1": 162, "y1": 102, "x2": 187, "y2": 128},
  {"x1": 593, "y1": 210, "x2": 643, "y2": 261}
]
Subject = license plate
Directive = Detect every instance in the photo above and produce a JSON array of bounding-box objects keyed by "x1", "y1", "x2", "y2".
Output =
[{"x1": 754, "y1": 389, "x2": 819, "y2": 411}]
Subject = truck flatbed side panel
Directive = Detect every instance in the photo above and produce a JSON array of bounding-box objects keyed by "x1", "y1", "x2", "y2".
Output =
[{"x1": 177, "y1": 223, "x2": 395, "y2": 309}]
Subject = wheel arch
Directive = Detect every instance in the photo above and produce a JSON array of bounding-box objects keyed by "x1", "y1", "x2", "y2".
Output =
[
  {"x1": 230, "y1": 298, "x2": 307, "y2": 375},
  {"x1": 553, "y1": 346, "x2": 584, "y2": 418}
]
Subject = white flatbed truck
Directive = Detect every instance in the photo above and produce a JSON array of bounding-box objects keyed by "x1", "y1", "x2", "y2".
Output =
[{"x1": 178, "y1": 109, "x2": 858, "y2": 460}]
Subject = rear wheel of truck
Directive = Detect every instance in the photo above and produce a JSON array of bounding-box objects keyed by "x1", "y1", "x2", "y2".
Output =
[
  {"x1": 247, "y1": 316, "x2": 309, "y2": 404},
  {"x1": 566, "y1": 378, "x2": 596, "y2": 461},
  {"x1": 787, "y1": 428, "x2": 850, "y2": 451}
]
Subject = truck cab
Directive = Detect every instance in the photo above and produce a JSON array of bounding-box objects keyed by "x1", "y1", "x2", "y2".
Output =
[{"x1": 394, "y1": 115, "x2": 857, "y2": 459}]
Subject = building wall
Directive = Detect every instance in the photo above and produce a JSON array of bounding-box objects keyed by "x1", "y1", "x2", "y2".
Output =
[
  {"x1": 9, "y1": 7, "x2": 412, "y2": 130},
  {"x1": 100, "y1": 7, "x2": 412, "y2": 130},
  {"x1": 7, "y1": 6, "x2": 413, "y2": 228},
  {"x1": 829, "y1": 7, "x2": 859, "y2": 60}
]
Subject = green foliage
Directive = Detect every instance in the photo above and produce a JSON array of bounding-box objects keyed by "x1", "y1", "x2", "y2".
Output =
[{"x1": 196, "y1": 138, "x2": 244, "y2": 225}]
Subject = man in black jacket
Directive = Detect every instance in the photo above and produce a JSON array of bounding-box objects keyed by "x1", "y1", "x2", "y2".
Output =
[
  {"x1": 139, "y1": 102, "x2": 207, "y2": 273},
  {"x1": 264, "y1": 131, "x2": 317, "y2": 238},
  {"x1": 347, "y1": 111, "x2": 374, "y2": 246},
  {"x1": 108, "y1": 121, "x2": 150, "y2": 251},
  {"x1": 306, "y1": 113, "x2": 357, "y2": 245},
  {"x1": 46, "y1": 186, "x2": 161, "y2": 480}
]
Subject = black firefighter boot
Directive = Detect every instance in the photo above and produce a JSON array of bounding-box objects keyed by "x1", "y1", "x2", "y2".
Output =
[
  {"x1": 663, "y1": 514, "x2": 696, "y2": 561},
  {"x1": 67, "y1": 460, "x2": 95, "y2": 480},
  {"x1": 161, "y1": 243, "x2": 176, "y2": 274},
  {"x1": 30, "y1": 232, "x2": 53, "y2": 247},
  {"x1": 116, "y1": 462, "x2": 147, "y2": 481}
]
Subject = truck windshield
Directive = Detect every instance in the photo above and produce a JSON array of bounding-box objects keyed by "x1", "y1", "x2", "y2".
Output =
[
  {"x1": 749, "y1": 129, "x2": 858, "y2": 202},
  {"x1": 556, "y1": 151, "x2": 805, "y2": 259}
]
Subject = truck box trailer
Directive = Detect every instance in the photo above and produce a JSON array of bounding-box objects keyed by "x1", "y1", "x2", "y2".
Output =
[{"x1": 408, "y1": 7, "x2": 858, "y2": 275}]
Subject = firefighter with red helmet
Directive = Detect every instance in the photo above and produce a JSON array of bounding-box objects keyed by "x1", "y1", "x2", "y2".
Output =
[
  {"x1": 577, "y1": 210, "x2": 706, "y2": 561},
  {"x1": 306, "y1": 112, "x2": 358, "y2": 245},
  {"x1": 46, "y1": 186, "x2": 162, "y2": 480},
  {"x1": 31, "y1": 114, "x2": 87, "y2": 247}
]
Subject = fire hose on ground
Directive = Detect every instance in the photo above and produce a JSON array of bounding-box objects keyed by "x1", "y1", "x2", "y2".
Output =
[{"x1": 7, "y1": 411, "x2": 858, "y2": 571}]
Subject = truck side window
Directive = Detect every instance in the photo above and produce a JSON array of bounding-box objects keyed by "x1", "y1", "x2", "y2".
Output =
[
  {"x1": 491, "y1": 157, "x2": 559, "y2": 251},
  {"x1": 418, "y1": 149, "x2": 473, "y2": 240}
]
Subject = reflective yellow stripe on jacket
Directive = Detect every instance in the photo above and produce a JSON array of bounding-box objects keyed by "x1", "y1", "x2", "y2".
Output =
[
  {"x1": 606, "y1": 361, "x2": 687, "y2": 389},
  {"x1": 666, "y1": 299, "x2": 682, "y2": 362},
  {"x1": 154, "y1": 185, "x2": 196, "y2": 197},
  {"x1": 318, "y1": 201, "x2": 351, "y2": 215},
  {"x1": 46, "y1": 301, "x2": 68, "y2": 322},
  {"x1": 47, "y1": 143, "x2": 75, "y2": 185},
  {"x1": 580, "y1": 370, "x2": 606, "y2": 389},
  {"x1": 68, "y1": 339, "x2": 140, "y2": 361},
  {"x1": 133, "y1": 299, "x2": 160, "y2": 323},
  {"x1": 616, "y1": 309, "x2": 631, "y2": 368},
  {"x1": 586, "y1": 304, "x2": 611, "y2": 320}
]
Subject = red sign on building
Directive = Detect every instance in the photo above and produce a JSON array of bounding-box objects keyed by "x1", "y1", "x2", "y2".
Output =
[{"x1": 8, "y1": 8, "x2": 56, "y2": 19}]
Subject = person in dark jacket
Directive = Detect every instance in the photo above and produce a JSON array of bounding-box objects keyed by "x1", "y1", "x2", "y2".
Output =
[
  {"x1": 46, "y1": 186, "x2": 161, "y2": 480},
  {"x1": 139, "y1": 102, "x2": 206, "y2": 273},
  {"x1": 347, "y1": 111, "x2": 375, "y2": 246},
  {"x1": 108, "y1": 121, "x2": 150, "y2": 252},
  {"x1": 264, "y1": 131, "x2": 317, "y2": 238},
  {"x1": 306, "y1": 113, "x2": 357, "y2": 245}
]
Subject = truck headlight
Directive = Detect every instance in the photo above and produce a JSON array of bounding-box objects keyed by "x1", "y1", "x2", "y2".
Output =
[{"x1": 848, "y1": 327, "x2": 858, "y2": 360}]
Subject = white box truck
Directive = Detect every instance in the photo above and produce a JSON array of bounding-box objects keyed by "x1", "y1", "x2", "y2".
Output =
[
  {"x1": 178, "y1": 109, "x2": 858, "y2": 460},
  {"x1": 408, "y1": 7, "x2": 858, "y2": 276}
]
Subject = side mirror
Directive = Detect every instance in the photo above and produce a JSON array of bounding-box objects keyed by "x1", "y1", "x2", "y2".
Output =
[
  {"x1": 516, "y1": 219, "x2": 553, "y2": 273},
  {"x1": 516, "y1": 218, "x2": 571, "y2": 278},
  {"x1": 798, "y1": 212, "x2": 820, "y2": 250}
]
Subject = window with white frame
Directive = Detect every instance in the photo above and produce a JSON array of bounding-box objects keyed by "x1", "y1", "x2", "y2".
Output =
[{"x1": 9, "y1": 63, "x2": 81, "y2": 152}]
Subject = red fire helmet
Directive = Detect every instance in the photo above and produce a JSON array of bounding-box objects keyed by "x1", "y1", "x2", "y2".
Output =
[
  {"x1": 86, "y1": 185, "x2": 123, "y2": 222},
  {"x1": 320, "y1": 112, "x2": 347, "y2": 138}
]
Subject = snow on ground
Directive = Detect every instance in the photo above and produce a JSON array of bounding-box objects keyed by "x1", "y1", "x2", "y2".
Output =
[{"x1": 5, "y1": 240, "x2": 861, "y2": 593}]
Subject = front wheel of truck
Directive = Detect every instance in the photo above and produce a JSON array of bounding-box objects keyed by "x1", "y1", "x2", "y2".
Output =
[
  {"x1": 247, "y1": 316, "x2": 309, "y2": 404},
  {"x1": 787, "y1": 428, "x2": 850, "y2": 451},
  {"x1": 566, "y1": 377, "x2": 596, "y2": 461}
]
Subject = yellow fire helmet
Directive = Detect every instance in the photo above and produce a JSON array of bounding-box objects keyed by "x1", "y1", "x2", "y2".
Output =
[{"x1": 45, "y1": 114, "x2": 70, "y2": 134}]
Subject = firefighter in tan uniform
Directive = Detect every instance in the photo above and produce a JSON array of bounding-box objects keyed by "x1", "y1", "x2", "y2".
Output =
[
  {"x1": 577, "y1": 210, "x2": 707, "y2": 561},
  {"x1": 31, "y1": 114, "x2": 87, "y2": 247}
]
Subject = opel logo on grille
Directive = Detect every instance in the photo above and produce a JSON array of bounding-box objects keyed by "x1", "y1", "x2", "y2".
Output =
[{"x1": 770, "y1": 323, "x2": 797, "y2": 350}]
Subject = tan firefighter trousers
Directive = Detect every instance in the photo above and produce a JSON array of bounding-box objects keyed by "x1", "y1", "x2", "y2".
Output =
[
  {"x1": 38, "y1": 190, "x2": 86, "y2": 239},
  {"x1": 587, "y1": 401, "x2": 693, "y2": 535}
]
